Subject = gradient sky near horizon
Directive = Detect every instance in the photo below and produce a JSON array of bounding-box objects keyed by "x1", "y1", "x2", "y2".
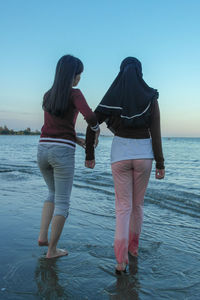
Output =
[{"x1": 0, "y1": 0, "x2": 200, "y2": 137}]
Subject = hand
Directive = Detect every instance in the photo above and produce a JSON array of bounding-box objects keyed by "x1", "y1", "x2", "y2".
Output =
[
  {"x1": 85, "y1": 160, "x2": 95, "y2": 169},
  {"x1": 94, "y1": 128, "x2": 100, "y2": 148},
  {"x1": 76, "y1": 137, "x2": 86, "y2": 149},
  {"x1": 156, "y1": 168, "x2": 165, "y2": 179}
]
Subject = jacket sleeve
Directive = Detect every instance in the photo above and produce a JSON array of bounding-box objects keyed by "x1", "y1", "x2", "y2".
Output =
[
  {"x1": 85, "y1": 111, "x2": 108, "y2": 160},
  {"x1": 149, "y1": 99, "x2": 165, "y2": 169}
]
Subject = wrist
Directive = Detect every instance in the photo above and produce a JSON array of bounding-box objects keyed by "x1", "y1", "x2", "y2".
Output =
[{"x1": 86, "y1": 154, "x2": 95, "y2": 161}]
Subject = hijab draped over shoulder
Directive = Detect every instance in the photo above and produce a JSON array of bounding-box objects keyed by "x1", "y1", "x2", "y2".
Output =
[{"x1": 95, "y1": 57, "x2": 159, "y2": 129}]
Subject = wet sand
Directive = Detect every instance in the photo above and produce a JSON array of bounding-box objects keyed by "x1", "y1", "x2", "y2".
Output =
[
  {"x1": 1, "y1": 136, "x2": 200, "y2": 299},
  {"x1": 1, "y1": 185, "x2": 200, "y2": 300}
]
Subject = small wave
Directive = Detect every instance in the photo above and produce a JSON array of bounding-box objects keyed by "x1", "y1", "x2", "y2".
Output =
[
  {"x1": 73, "y1": 182, "x2": 114, "y2": 196},
  {"x1": 71, "y1": 206, "x2": 114, "y2": 218},
  {"x1": 0, "y1": 170, "x2": 40, "y2": 182},
  {"x1": 146, "y1": 195, "x2": 200, "y2": 218},
  {"x1": 0, "y1": 163, "x2": 33, "y2": 168},
  {"x1": 0, "y1": 169, "x2": 14, "y2": 173},
  {"x1": 0, "y1": 163, "x2": 40, "y2": 177},
  {"x1": 145, "y1": 221, "x2": 200, "y2": 230}
]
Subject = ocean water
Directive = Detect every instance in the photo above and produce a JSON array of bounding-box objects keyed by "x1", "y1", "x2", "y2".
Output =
[{"x1": 0, "y1": 135, "x2": 200, "y2": 300}]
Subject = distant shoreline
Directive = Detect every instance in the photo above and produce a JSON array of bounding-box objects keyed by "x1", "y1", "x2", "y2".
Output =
[
  {"x1": 0, "y1": 126, "x2": 41, "y2": 136},
  {"x1": 0, "y1": 126, "x2": 199, "y2": 138},
  {"x1": 0, "y1": 135, "x2": 199, "y2": 138},
  {"x1": 0, "y1": 126, "x2": 88, "y2": 137},
  {"x1": 0, "y1": 133, "x2": 113, "y2": 137},
  {"x1": 0, "y1": 131, "x2": 86, "y2": 136},
  {"x1": 0, "y1": 133, "x2": 41, "y2": 135}
]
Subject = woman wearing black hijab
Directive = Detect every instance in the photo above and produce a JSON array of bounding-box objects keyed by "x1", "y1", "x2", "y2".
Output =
[{"x1": 85, "y1": 57, "x2": 165, "y2": 273}]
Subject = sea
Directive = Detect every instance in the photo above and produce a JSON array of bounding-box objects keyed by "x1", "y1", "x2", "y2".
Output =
[{"x1": 0, "y1": 135, "x2": 200, "y2": 300}]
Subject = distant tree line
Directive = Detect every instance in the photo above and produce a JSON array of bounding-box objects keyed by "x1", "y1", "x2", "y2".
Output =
[{"x1": 0, "y1": 125, "x2": 41, "y2": 135}]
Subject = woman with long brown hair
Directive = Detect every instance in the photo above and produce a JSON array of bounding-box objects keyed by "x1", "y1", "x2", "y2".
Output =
[{"x1": 37, "y1": 55, "x2": 99, "y2": 258}]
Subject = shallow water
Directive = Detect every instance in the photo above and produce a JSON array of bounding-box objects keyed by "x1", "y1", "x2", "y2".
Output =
[{"x1": 0, "y1": 135, "x2": 200, "y2": 299}]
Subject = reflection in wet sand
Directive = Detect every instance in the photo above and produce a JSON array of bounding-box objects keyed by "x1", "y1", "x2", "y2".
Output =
[
  {"x1": 106, "y1": 256, "x2": 139, "y2": 300},
  {"x1": 35, "y1": 257, "x2": 66, "y2": 299}
]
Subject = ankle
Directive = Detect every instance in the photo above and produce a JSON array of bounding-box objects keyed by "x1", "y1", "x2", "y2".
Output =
[
  {"x1": 39, "y1": 231, "x2": 48, "y2": 241},
  {"x1": 48, "y1": 245, "x2": 57, "y2": 253},
  {"x1": 116, "y1": 262, "x2": 127, "y2": 270},
  {"x1": 129, "y1": 249, "x2": 138, "y2": 257}
]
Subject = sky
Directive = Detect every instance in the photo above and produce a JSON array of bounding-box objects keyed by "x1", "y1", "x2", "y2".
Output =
[{"x1": 0, "y1": 0, "x2": 200, "y2": 137}]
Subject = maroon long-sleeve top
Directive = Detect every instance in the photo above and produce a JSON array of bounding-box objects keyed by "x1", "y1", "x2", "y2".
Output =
[{"x1": 40, "y1": 88, "x2": 98, "y2": 147}]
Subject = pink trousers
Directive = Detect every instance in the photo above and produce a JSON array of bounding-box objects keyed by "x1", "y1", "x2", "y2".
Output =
[{"x1": 111, "y1": 159, "x2": 152, "y2": 264}]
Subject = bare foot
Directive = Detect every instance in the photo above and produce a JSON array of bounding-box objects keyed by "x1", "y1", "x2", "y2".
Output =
[
  {"x1": 115, "y1": 262, "x2": 127, "y2": 274},
  {"x1": 46, "y1": 248, "x2": 68, "y2": 259},
  {"x1": 38, "y1": 240, "x2": 49, "y2": 247}
]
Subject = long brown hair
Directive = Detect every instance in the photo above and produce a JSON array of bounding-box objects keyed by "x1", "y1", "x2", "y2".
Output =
[{"x1": 43, "y1": 55, "x2": 83, "y2": 117}]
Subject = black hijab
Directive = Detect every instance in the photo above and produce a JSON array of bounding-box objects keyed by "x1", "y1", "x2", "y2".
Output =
[{"x1": 96, "y1": 57, "x2": 158, "y2": 128}]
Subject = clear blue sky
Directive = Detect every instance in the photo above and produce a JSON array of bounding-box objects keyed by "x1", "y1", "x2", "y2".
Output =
[{"x1": 0, "y1": 0, "x2": 200, "y2": 136}]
